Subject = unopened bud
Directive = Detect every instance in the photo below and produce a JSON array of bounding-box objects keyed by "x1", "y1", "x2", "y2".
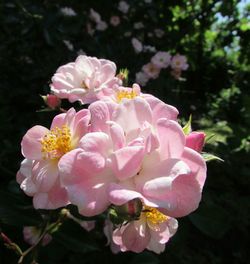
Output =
[
  {"x1": 117, "y1": 69, "x2": 129, "y2": 83},
  {"x1": 186, "y1": 132, "x2": 206, "y2": 152},
  {"x1": 109, "y1": 198, "x2": 143, "y2": 225},
  {"x1": 41, "y1": 94, "x2": 61, "y2": 109}
]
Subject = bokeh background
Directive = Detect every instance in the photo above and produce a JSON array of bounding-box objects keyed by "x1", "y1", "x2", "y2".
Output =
[{"x1": 0, "y1": 0, "x2": 250, "y2": 263}]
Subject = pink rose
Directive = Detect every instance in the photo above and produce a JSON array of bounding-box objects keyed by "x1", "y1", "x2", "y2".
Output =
[
  {"x1": 112, "y1": 206, "x2": 178, "y2": 253},
  {"x1": 50, "y1": 55, "x2": 121, "y2": 104},
  {"x1": 59, "y1": 96, "x2": 206, "y2": 219},
  {"x1": 151, "y1": 51, "x2": 171, "y2": 69},
  {"x1": 17, "y1": 108, "x2": 90, "y2": 209},
  {"x1": 110, "y1": 16, "x2": 121, "y2": 26}
]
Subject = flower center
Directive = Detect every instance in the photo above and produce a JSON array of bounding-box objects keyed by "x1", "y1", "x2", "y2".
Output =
[
  {"x1": 116, "y1": 90, "x2": 138, "y2": 103},
  {"x1": 144, "y1": 206, "x2": 168, "y2": 225},
  {"x1": 41, "y1": 125, "x2": 72, "y2": 160}
]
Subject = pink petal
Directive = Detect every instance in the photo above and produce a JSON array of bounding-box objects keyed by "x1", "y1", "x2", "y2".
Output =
[
  {"x1": 144, "y1": 94, "x2": 179, "y2": 121},
  {"x1": 112, "y1": 98, "x2": 153, "y2": 136},
  {"x1": 182, "y1": 147, "x2": 207, "y2": 189},
  {"x1": 32, "y1": 160, "x2": 59, "y2": 192},
  {"x1": 121, "y1": 220, "x2": 150, "y2": 253},
  {"x1": 157, "y1": 119, "x2": 185, "y2": 159},
  {"x1": 89, "y1": 101, "x2": 111, "y2": 133},
  {"x1": 59, "y1": 148, "x2": 106, "y2": 186},
  {"x1": 111, "y1": 146, "x2": 145, "y2": 180},
  {"x1": 21, "y1": 125, "x2": 49, "y2": 160}
]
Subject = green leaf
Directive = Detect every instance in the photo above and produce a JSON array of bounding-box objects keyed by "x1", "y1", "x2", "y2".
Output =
[
  {"x1": 182, "y1": 115, "x2": 192, "y2": 135},
  {"x1": 202, "y1": 152, "x2": 224, "y2": 162}
]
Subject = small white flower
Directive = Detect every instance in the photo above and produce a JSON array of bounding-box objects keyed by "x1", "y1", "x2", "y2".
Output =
[
  {"x1": 96, "y1": 21, "x2": 108, "y2": 31},
  {"x1": 60, "y1": 7, "x2": 77, "y2": 17},
  {"x1": 118, "y1": 1, "x2": 129, "y2": 13},
  {"x1": 89, "y1": 8, "x2": 101, "y2": 23},
  {"x1": 151, "y1": 51, "x2": 171, "y2": 69},
  {"x1": 63, "y1": 40, "x2": 74, "y2": 51},
  {"x1": 131, "y1": 38, "x2": 143, "y2": 53}
]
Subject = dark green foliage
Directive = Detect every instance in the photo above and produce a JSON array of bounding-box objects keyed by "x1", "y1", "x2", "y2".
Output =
[{"x1": 0, "y1": 0, "x2": 249, "y2": 263}]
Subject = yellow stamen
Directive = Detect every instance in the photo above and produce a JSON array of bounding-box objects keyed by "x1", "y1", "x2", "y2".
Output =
[
  {"x1": 116, "y1": 90, "x2": 138, "y2": 103},
  {"x1": 41, "y1": 125, "x2": 72, "y2": 160},
  {"x1": 81, "y1": 80, "x2": 88, "y2": 89},
  {"x1": 144, "y1": 206, "x2": 168, "y2": 226}
]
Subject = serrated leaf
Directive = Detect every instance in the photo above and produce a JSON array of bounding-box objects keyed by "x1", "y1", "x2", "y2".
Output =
[
  {"x1": 182, "y1": 115, "x2": 192, "y2": 135},
  {"x1": 202, "y1": 152, "x2": 224, "y2": 162}
]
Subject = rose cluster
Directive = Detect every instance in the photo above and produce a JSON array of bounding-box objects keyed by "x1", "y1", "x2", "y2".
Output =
[{"x1": 17, "y1": 55, "x2": 206, "y2": 254}]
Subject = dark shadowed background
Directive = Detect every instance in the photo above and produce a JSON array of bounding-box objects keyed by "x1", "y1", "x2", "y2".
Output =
[{"x1": 0, "y1": 0, "x2": 250, "y2": 263}]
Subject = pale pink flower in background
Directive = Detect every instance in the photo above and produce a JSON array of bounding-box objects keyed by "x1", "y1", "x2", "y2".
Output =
[
  {"x1": 89, "y1": 8, "x2": 101, "y2": 23},
  {"x1": 17, "y1": 108, "x2": 90, "y2": 209},
  {"x1": 171, "y1": 54, "x2": 189, "y2": 71},
  {"x1": 96, "y1": 21, "x2": 108, "y2": 31},
  {"x1": 50, "y1": 55, "x2": 121, "y2": 104},
  {"x1": 136, "y1": 71, "x2": 150, "y2": 86},
  {"x1": 60, "y1": 7, "x2": 77, "y2": 17},
  {"x1": 118, "y1": 1, "x2": 129, "y2": 13},
  {"x1": 134, "y1": 22, "x2": 144, "y2": 29},
  {"x1": 154, "y1": 29, "x2": 165, "y2": 38},
  {"x1": 110, "y1": 16, "x2": 121, "y2": 26},
  {"x1": 186, "y1": 132, "x2": 206, "y2": 153},
  {"x1": 63, "y1": 40, "x2": 74, "y2": 51},
  {"x1": 142, "y1": 62, "x2": 161, "y2": 79},
  {"x1": 151, "y1": 51, "x2": 171, "y2": 69},
  {"x1": 112, "y1": 207, "x2": 178, "y2": 253},
  {"x1": 23, "y1": 226, "x2": 52, "y2": 246},
  {"x1": 143, "y1": 45, "x2": 156, "y2": 53},
  {"x1": 131, "y1": 38, "x2": 143, "y2": 53}
]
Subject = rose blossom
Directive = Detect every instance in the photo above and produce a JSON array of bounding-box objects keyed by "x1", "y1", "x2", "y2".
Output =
[
  {"x1": 50, "y1": 55, "x2": 121, "y2": 104},
  {"x1": 110, "y1": 16, "x2": 121, "y2": 26},
  {"x1": 171, "y1": 54, "x2": 189, "y2": 71},
  {"x1": 59, "y1": 92, "x2": 206, "y2": 219},
  {"x1": 17, "y1": 108, "x2": 90, "y2": 209},
  {"x1": 112, "y1": 206, "x2": 178, "y2": 253},
  {"x1": 142, "y1": 62, "x2": 161, "y2": 79},
  {"x1": 151, "y1": 51, "x2": 171, "y2": 69}
]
